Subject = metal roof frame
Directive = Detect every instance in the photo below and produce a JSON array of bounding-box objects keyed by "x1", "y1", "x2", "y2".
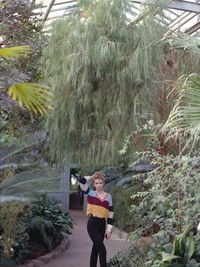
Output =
[
  {"x1": 31, "y1": 0, "x2": 200, "y2": 34},
  {"x1": 134, "y1": 0, "x2": 200, "y2": 13}
]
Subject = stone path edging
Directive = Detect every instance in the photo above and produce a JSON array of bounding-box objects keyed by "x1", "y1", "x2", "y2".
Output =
[{"x1": 19, "y1": 233, "x2": 69, "y2": 267}]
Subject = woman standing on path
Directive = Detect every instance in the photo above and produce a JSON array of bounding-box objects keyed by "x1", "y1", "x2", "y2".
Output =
[{"x1": 78, "y1": 172, "x2": 114, "y2": 267}]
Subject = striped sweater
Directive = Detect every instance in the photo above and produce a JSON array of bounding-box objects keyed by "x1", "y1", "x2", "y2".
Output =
[{"x1": 79, "y1": 177, "x2": 114, "y2": 232}]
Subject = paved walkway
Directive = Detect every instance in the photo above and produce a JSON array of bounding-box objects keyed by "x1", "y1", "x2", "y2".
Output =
[{"x1": 46, "y1": 210, "x2": 131, "y2": 267}]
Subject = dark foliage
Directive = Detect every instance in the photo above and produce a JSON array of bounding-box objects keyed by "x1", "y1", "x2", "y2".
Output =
[{"x1": 12, "y1": 195, "x2": 74, "y2": 263}]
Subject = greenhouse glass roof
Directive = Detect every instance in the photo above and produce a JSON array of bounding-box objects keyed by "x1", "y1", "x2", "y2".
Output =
[{"x1": 32, "y1": 0, "x2": 200, "y2": 35}]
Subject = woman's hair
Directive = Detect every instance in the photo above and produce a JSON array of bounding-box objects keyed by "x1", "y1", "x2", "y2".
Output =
[{"x1": 90, "y1": 171, "x2": 105, "y2": 184}]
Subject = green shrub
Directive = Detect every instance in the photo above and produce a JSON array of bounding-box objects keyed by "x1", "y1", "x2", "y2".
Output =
[
  {"x1": 128, "y1": 151, "x2": 200, "y2": 242},
  {"x1": 109, "y1": 184, "x2": 142, "y2": 232},
  {"x1": 1, "y1": 195, "x2": 74, "y2": 263}
]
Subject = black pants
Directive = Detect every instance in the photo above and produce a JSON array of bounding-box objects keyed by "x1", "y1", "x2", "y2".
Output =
[{"x1": 87, "y1": 215, "x2": 108, "y2": 267}]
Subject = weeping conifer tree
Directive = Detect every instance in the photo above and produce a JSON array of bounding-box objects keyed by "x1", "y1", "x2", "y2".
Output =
[{"x1": 42, "y1": 0, "x2": 170, "y2": 170}]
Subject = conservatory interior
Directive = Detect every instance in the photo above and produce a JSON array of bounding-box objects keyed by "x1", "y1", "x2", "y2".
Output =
[{"x1": 0, "y1": 0, "x2": 200, "y2": 266}]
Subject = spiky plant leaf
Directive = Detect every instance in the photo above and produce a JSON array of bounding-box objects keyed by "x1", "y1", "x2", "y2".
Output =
[
  {"x1": 0, "y1": 46, "x2": 31, "y2": 60},
  {"x1": 8, "y1": 82, "x2": 53, "y2": 115}
]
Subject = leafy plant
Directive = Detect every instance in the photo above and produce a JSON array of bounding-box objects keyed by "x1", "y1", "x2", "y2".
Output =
[
  {"x1": 28, "y1": 216, "x2": 55, "y2": 250},
  {"x1": 30, "y1": 195, "x2": 74, "y2": 235},
  {"x1": 128, "y1": 151, "x2": 200, "y2": 242},
  {"x1": 1, "y1": 195, "x2": 74, "y2": 263},
  {"x1": 149, "y1": 225, "x2": 200, "y2": 267}
]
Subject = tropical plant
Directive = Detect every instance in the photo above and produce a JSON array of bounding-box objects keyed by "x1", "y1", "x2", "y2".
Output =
[
  {"x1": 0, "y1": 45, "x2": 53, "y2": 115},
  {"x1": 0, "y1": 0, "x2": 52, "y2": 116},
  {"x1": 29, "y1": 195, "x2": 74, "y2": 235},
  {"x1": 8, "y1": 82, "x2": 53, "y2": 116},
  {"x1": 162, "y1": 73, "x2": 200, "y2": 153},
  {"x1": 149, "y1": 225, "x2": 200, "y2": 267},
  {"x1": 0, "y1": 195, "x2": 74, "y2": 263}
]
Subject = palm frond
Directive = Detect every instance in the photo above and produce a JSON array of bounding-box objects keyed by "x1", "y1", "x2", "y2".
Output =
[
  {"x1": 8, "y1": 82, "x2": 53, "y2": 115},
  {"x1": 0, "y1": 169, "x2": 61, "y2": 203},
  {"x1": 0, "y1": 133, "x2": 45, "y2": 163},
  {"x1": 0, "y1": 46, "x2": 31, "y2": 60},
  {"x1": 0, "y1": 136, "x2": 71, "y2": 203},
  {"x1": 0, "y1": 143, "x2": 32, "y2": 163},
  {"x1": 162, "y1": 73, "x2": 200, "y2": 153},
  {"x1": 0, "y1": 2, "x2": 9, "y2": 8}
]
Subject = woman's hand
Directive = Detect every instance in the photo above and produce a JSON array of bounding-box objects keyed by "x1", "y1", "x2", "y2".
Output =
[{"x1": 105, "y1": 232, "x2": 112, "y2": 239}]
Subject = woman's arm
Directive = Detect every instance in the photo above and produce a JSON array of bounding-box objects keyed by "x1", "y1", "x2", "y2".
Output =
[{"x1": 106, "y1": 194, "x2": 114, "y2": 233}]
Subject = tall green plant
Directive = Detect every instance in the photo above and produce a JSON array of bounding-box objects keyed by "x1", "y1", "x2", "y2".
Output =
[{"x1": 43, "y1": 0, "x2": 169, "y2": 169}]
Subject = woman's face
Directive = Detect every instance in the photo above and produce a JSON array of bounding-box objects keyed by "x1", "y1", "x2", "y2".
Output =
[{"x1": 94, "y1": 179, "x2": 104, "y2": 191}]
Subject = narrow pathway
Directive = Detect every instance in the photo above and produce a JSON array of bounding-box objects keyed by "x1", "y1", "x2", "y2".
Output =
[{"x1": 46, "y1": 210, "x2": 131, "y2": 267}]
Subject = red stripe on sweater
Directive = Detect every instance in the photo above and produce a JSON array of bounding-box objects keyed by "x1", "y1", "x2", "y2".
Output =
[{"x1": 87, "y1": 195, "x2": 109, "y2": 210}]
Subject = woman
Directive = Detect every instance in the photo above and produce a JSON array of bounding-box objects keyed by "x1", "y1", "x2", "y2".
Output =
[{"x1": 78, "y1": 171, "x2": 114, "y2": 267}]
